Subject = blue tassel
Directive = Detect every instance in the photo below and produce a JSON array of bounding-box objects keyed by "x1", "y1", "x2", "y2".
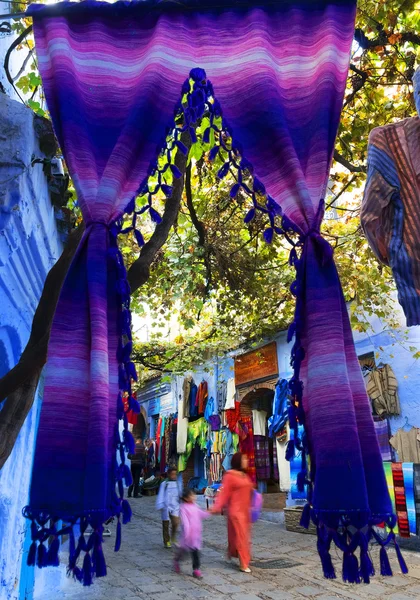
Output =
[
  {"x1": 360, "y1": 548, "x2": 375, "y2": 584},
  {"x1": 285, "y1": 439, "x2": 295, "y2": 461},
  {"x1": 263, "y1": 228, "x2": 274, "y2": 244},
  {"x1": 47, "y1": 537, "x2": 60, "y2": 567},
  {"x1": 115, "y1": 520, "x2": 122, "y2": 552},
  {"x1": 300, "y1": 503, "x2": 311, "y2": 529},
  {"x1": 297, "y1": 470, "x2": 306, "y2": 492},
  {"x1": 69, "y1": 528, "x2": 76, "y2": 563},
  {"x1": 380, "y1": 546, "x2": 393, "y2": 577},
  {"x1": 123, "y1": 464, "x2": 133, "y2": 487},
  {"x1": 73, "y1": 566, "x2": 83, "y2": 582},
  {"x1": 82, "y1": 552, "x2": 93, "y2": 587},
  {"x1": 124, "y1": 430, "x2": 135, "y2": 454},
  {"x1": 92, "y1": 544, "x2": 107, "y2": 578},
  {"x1": 31, "y1": 521, "x2": 38, "y2": 541},
  {"x1": 343, "y1": 552, "x2": 360, "y2": 584},
  {"x1": 27, "y1": 542, "x2": 37, "y2": 566},
  {"x1": 37, "y1": 543, "x2": 47, "y2": 569},
  {"x1": 129, "y1": 396, "x2": 140, "y2": 414},
  {"x1": 122, "y1": 499, "x2": 132, "y2": 525},
  {"x1": 317, "y1": 536, "x2": 336, "y2": 580},
  {"x1": 394, "y1": 541, "x2": 408, "y2": 574}
]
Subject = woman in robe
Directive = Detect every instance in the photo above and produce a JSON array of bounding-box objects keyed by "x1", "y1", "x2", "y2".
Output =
[{"x1": 211, "y1": 452, "x2": 254, "y2": 572}]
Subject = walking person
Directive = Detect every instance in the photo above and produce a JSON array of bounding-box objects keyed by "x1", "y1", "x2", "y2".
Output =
[
  {"x1": 156, "y1": 466, "x2": 181, "y2": 548},
  {"x1": 128, "y1": 438, "x2": 146, "y2": 498},
  {"x1": 174, "y1": 489, "x2": 210, "y2": 579},
  {"x1": 211, "y1": 452, "x2": 254, "y2": 573}
]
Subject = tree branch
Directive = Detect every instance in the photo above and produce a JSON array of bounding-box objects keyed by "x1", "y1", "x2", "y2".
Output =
[
  {"x1": 334, "y1": 150, "x2": 366, "y2": 174},
  {"x1": 127, "y1": 132, "x2": 190, "y2": 292},
  {"x1": 184, "y1": 162, "x2": 212, "y2": 304}
]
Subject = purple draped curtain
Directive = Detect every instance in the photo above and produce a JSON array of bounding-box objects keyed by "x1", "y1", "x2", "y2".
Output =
[{"x1": 24, "y1": 0, "x2": 403, "y2": 586}]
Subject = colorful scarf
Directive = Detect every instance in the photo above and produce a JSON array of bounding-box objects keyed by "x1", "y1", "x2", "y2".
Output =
[{"x1": 25, "y1": 0, "x2": 401, "y2": 585}]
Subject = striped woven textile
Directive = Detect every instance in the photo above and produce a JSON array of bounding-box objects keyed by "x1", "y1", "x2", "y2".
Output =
[
  {"x1": 361, "y1": 117, "x2": 420, "y2": 326},
  {"x1": 402, "y1": 463, "x2": 417, "y2": 535},
  {"x1": 392, "y1": 463, "x2": 410, "y2": 538},
  {"x1": 24, "y1": 0, "x2": 400, "y2": 585}
]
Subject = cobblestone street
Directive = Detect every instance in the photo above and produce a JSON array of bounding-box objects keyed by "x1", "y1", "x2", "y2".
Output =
[{"x1": 37, "y1": 496, "x2": 420, "y2": 600}]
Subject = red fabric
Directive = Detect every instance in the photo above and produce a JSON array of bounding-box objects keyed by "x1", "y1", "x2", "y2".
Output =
[
  {"x1": 212, "y1": 470, "x2": 254, "y2": 569},
  {"x1": 392, "y1": 463, "x2": 410, "y2": 538},
  {"x1": 123, "y1": 393, "x2": 138, "y2": 426},
  {"x1": 226, "y1": 401, "x2": 240, "y2": 432},
  {"x1": 196, "y1": 381, "x2": 208, "y2": 415}
]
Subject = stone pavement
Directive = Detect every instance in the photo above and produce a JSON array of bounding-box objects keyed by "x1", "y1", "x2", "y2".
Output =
[{"x1": 37, "y1": 496, "x2": 420, "y2": 600}]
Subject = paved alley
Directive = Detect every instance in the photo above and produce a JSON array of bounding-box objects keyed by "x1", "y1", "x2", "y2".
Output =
[{"x1": 35, "y1": 496, "x2": 420, "y2": 600}]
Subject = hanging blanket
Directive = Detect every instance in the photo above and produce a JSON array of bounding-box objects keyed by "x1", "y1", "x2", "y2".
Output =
[{"x1": 24, "y1": 0, "x2": 401, "y2": 586}]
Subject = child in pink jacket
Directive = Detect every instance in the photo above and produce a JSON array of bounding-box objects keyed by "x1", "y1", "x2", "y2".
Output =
[{"x1": 174, "y1": 489, "x2": 210, "y2": 579}]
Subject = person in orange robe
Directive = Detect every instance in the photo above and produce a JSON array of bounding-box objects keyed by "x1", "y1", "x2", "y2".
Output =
[{"x1": 211, "y1": 452, "x2": 254, "y2": 572}]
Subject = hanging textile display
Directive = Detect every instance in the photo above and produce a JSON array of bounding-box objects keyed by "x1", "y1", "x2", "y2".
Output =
[
  {"x1": 402, "y1": 463, "x2": 416, "y2": 535},
  {"x1": 239, "y1": 416, "x2": 256, "y2": 485},
  {"x1": 24, "y1": 0, "x2": 402, "y2": 585},
  {"x1": 254, "y1": 435, "x2": 270, "y2": 481},
  {"x1": 392, "y1": 463, "x2": 410, "y2": 538}
]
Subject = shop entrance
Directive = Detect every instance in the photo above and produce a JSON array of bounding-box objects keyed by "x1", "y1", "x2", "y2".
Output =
[
  {"x1": 240, "y1": 388, "x2": 280, "y2": 496},
  {"x1": 132, "y1": 411, "x2": 147, "y2": 441}
]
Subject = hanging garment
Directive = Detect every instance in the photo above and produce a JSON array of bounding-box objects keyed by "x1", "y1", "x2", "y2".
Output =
[
  {"x1": 271, "y1": 438, "x2": 279, "y2": 482},
  {"x1": 204, "y1": 396, "x2": 215, "y2": 422},
  {"x1": 225, "y1": 378, "x2": 236, "y2": 410},
  {"x1": 373, "y1": 416, "x2": 392, "y2": 461},
  {"x1": 361, "y1": 117, "x2": 420, "y2": 326},
  {"x1": 366, "y1": 365, "x2": 400, "y2": 417},
  {"x1": 239, "y1": 416, "x2": 256, "y2": 485},
  {"x1": 226, "y1": 401, "x2": 241, "y2": 433},
  {"x1": 276, "y1": 426, "x2": 291, "y2": 493},
  {"x1": 158, "y1": 417, "x2": 166, "y2": 465},
  {"x1": 189, "y1": 382, "x2": 199, "y2": 418},
  {"x1": 177, "y1": 400, "x2": 188, "y2": 454},
  {"x1": 217, "y1": 380, "x2": 227, "y2": 413},
  {"x1": 182, "y1": 376, "x2": 193, "y2": 419},
  {"x1": 383, "y1": 462, "x2": 396, "y2": 513},
  {"x1": 165, "y1": 417, "x2": 172, "y2": 464},
  {"x1": 221, "y1": 429, "x2": 239, "y2": 471},
  {"x1": 178, "y1": 419, "x2": 208, "y2": 472},
  {"x1": 254, "y1": 436, "x2": 270, "y2": 481},
  {"x1": 26, "y1": 0, "x2": 396, "y2": 584},
  {"x1": 197, "y1": 380, "x2": 208, "y2": 415},
  {"x1": 390, "y1": 428, "x2": 420, "y2": 463},
  {"x1": 392, "y1": 463, "x2": 410, "y2": 538},
  {"x1": 208, "y1": 414, "x2": 221, "y2": 432},
  {"x1": 210, "y1": 454, "x2": 222, "y2": 483},
  {"x1": 290, "y1": 425, "x2": 306, "y2": 500},
  {"x1": 156, "y1": 417, "x2": 163, "y2": 463},
  {"x1": 268, "y1": 379, "x2": 289, "y2": 437},
  {"x1": 402, "y1": 463, "x2": 416, "y2": 535},
  {"x1": 252, "y1": 410, "x2": 267, "y2": 437},
  {"x1": 414, "y1": 464, "x2": 420, "y2": 535}
]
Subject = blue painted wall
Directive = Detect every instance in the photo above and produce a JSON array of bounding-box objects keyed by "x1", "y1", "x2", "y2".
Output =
[{"x1": 0, "y1": 94, "x2": 63, "y2": 600}]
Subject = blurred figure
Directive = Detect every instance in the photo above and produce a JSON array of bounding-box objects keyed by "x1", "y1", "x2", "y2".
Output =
[
  {"x1": 174, "y1": 489, "x2": 210, "y2": 579},
  {"x1": 211, "y1": 452, "x2": 253, "y2": 573},
  {"x1": 128, "y1": 438, "x2": 146, "y2": 498},
  {"x1": 156, "y1": 466, "x2": 181, "y2": 548}
]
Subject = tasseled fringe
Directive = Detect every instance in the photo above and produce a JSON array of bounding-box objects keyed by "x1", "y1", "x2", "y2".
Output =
[
  {"x1": 297, "y1": 470, "x2": 306, "y2": 493},
  {"x1": 115, "y1": 519, "x2": 122, "y2": 552},
  {"x1": 300, "y1": 503, "x2": 311, "y2": 530},
  {"x1": 47, "y1": 537, "x2": 60, "y2": 567},
  {"x1": 122, "y1": 499, "x2": 132, "y2": 525},
  {"x1": 317, "y1": 531, "x2": 336, "y2": 580},
  {"x1": 394, "y1": 539, "x2": 408, "y2": 574},
  {"x1": 82, "y1": 552, "x2": 93, "y2": 587},
  {"x1": 36, "y1": 543, "x2": 47, "y2": 569},
  {"x1": 285, "y1": 439, "x2": 295, "y2": 461},
  {"x1": 92, "y1": 543, "x2": 107, "y2": 578},
  {"x1": 122, "y1": 464, "x2": 133, "y2": 487},
  {"x1": 359, "y1": 546, "x2": 375, "y2": 584},
  {"x1": 380, "y1": 546, "x2": 393, "y2": 577},
  {"x1": 343, "y1": 552, "x2": 360, "y2": 584}
]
